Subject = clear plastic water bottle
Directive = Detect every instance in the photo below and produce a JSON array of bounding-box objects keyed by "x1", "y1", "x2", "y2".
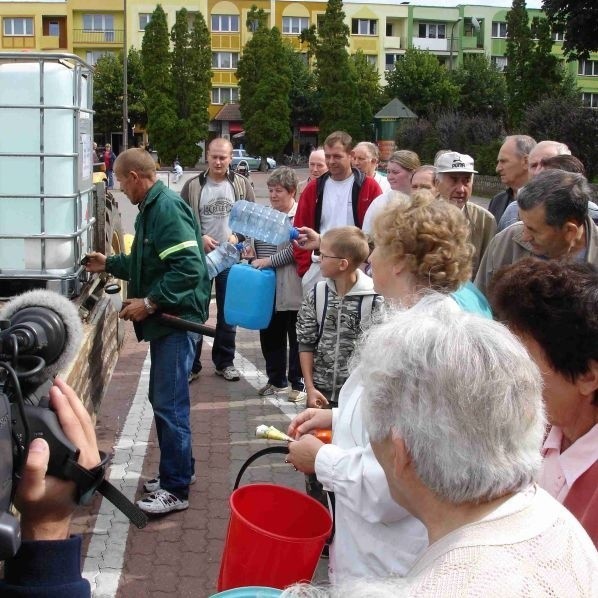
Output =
[
  {"x1": 205, "y1": 242, "x2": 244, "y2": 279},
  {"x1": 229, "y1": 200, "x2": 300, "y2": 244}
]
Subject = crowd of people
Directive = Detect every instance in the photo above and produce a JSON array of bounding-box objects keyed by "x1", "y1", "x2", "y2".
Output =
[{"x1": 2, "y1": 132, "x2": 597, "y2": 596}]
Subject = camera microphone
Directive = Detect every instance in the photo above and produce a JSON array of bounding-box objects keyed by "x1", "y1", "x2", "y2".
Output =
[{"x1": 0, "y1": 289, "x2": 83, "y2": 384}]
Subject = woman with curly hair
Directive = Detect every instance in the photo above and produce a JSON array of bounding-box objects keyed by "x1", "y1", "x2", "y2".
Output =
[
  {"x1": 489, "y1": 258, "x2": 598, "y2": 547},
  {"x1": 286, "y1": 191, "x2": 491, "y2": 583}
]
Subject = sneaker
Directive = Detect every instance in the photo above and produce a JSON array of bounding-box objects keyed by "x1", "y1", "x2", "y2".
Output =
[
  {"x1": 188, "y1": 370, "x2": 201, "y2": 384},
  {"x1": 136, "y1": 489, "x2": 189, "y2": 515},
  {"x1": 143, "y1": 474, "x2": 196, "y2": 493},
  {"x1": 258, "y1": 383, "x2": 287, "y2": 396},
  {"x1": 288, "y1": 389, "x2": 307, "y2": 403},
  {"x1": 215, "y1": 366, "x2": 240, "y2": 381}
]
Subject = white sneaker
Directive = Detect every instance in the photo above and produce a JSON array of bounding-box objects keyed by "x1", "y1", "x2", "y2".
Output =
[
  {"x1": 143, "y1": 473, "x2": 196, "y2": 493},
  {"x1": 288, "y1": 389, "x2": 307, "y2": 403},
  {"x1": 136, "y1": 489, "x2": 189, "y2": 514},
  {"x1": 258, "y1": 383, "x2": 287, "y2": 396},
  {"x1": 215, "y1": 366, "x2": 240, "y2": 381}
]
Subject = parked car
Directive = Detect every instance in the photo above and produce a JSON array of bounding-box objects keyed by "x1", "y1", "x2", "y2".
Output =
[{"x1": 231, "y1": 149, "x2": 276, "y2": 171}]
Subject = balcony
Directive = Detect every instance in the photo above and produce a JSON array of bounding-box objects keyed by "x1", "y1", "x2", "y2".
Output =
[
  {"x1": 72, "y1": 29, "x2": 123, "y2": 45},
  {"x1": 461, "y1": 35, "x2": 483, "y2": 50},
  {"x1": 211, "y1": 33, "x2": 241, "y2": 51},
  {"x1": 384, "y1": 36, "x2": 401, "y2": 50},
  {"x1": 412, "y1": 37, "x2": 449, "y2": 52},
  {"x1": 40, "y1": 35, "x2": 62, "y2": 50}
]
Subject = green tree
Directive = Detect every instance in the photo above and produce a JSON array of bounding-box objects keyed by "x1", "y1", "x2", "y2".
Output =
[
  {"x1": 349, "y1": 50, "x2": 384, "y2": 140},
  {"x1": 141, "y1": 4, "x2": 178, "y2": 164},
  {"x1": 283, "y1": 47, "x2": 319, "y2": 128},
  {"x1": 505, "y1": 0, "x2": 571, "y2": 127},
  {"x1": 170, "y1": 9, "x2": 211, "y2": 166},
  {"x1": 450, "y1": 55, "x2": 507, "y2": 119},
  {"x1": 93, "y1": 49, "x2": 147, "y2": 142},
  {"x1": 236, "y1": 9, "x2": 291, "y2": 168},
  {"x1": 385, "y1": 49, "x2": 460, "y2": 119},
  {"x1": 542, "y1": 0, "x2": 598, "y2": 60},
  {"x1": 313, "y1": 0, "x2": 361, "y2": 139},
  {"x1": 523, "y1": 95, "x2": 598, "y2": 178}
]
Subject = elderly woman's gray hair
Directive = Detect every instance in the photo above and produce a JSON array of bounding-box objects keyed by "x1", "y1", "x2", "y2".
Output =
[
  {"x1": 267, "y1": 166, "x2": 298, "y2": 194},
  {"x1": 281, "y1": 578, "x2": 409, "y2": 597},
  {"x1": 359, "y1": 296, "x2": 546, "y2": 504}
]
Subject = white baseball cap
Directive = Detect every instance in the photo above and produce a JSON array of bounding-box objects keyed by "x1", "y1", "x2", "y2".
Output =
[{"x1": 434, "y1": 151, "x2": 477, "y2": 174}]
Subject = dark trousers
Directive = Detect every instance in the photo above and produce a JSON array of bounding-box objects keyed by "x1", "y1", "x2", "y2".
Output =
[
  {"x1": 259, "y1": 310, "x2": 302, "y2": 390},
  {"x1": 192, "y1": 267, "x2": 236, "y2": 372}
]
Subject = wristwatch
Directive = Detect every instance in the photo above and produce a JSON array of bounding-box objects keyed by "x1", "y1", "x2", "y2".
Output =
[{"x1": 143, "y1": 297, "x2": 156, "y2": 314}]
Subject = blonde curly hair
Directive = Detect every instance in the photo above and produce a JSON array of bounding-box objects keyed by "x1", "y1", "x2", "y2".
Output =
[{"x1": 372, "y1": 190, "x2": 473, "y2": 292}]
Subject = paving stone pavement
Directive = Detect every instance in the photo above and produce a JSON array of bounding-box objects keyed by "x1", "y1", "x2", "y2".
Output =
[{"x1": 70, "y1": 307, "x2": 330, "y2": 597}]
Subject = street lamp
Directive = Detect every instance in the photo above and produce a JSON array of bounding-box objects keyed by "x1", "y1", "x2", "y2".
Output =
[
  {"x1": 448, "y1": 18, "x2": 461, "y2": 71},
  {"x1": 122, "y1": 0, "x2": 128, "y2": 151},
  {"x1": 449, "y1": 17, "x2": 480, "y2": 70}
]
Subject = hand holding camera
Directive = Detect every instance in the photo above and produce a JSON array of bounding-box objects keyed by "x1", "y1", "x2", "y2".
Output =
[{"x1": 14, "y1": 377, "x2": 101, "y2": 541}]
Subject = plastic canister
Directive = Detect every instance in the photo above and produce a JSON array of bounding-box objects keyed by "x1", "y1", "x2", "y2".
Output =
[{"x1": 224, "y1": 264, "x2": 275, "y2": 330}]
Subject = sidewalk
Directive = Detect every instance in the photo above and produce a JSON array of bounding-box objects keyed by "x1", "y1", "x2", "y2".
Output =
[{"x1": 70, "y1": 308, "x2": 327, "y2": 597}]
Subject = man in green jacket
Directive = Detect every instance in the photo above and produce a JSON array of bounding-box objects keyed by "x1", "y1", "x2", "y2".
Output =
[{"x1": 86, "y1": 148, "x2": 210, "y2": 515}]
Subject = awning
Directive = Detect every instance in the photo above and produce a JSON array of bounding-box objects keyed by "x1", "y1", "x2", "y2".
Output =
[
  {"x1": 299, "y1": 125, "x2": 319, "y2": 133},
  {"x1": 229, "y1": 123, "x2": 243, "y2": 134}
]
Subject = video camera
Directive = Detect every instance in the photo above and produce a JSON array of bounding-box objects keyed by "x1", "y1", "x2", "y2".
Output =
[{"x1": 0, "y1": 290, "x2": 147, "y2": 560}]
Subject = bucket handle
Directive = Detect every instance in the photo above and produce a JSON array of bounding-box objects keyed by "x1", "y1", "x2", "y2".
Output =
[
  {"x1": 234, "y1": 446, "x2": 289, "y2": 490},
  {"x1": 233, "y1": 446, "x2": 336, "y2": 545}
]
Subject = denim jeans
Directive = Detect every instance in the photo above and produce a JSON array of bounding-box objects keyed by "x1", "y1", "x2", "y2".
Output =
[
  {"x1": 259, "y1": 310, "x2": 302, "y2": 390},
  {"x1": 107, "y1": 169, "x2": 114, "y2": 189},
  {"x1": 149, "y1": 330, "x2": 198, "y2": 500},
  {"x1": 192, "y1": 267, "x2": 236, "y2": 372}
]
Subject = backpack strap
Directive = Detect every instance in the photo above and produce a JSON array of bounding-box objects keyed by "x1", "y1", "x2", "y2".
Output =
[
  {"x1": 358, "y1": 294, "x2": 376, "y2": 329},
  {"x1": 314, "y1": 281, "x2": 328, "y2": 344}
]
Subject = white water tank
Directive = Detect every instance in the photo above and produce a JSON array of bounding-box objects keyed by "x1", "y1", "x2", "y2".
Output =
[{"x1": 0, "y1": 54, "x2": 93, "y2": 282}]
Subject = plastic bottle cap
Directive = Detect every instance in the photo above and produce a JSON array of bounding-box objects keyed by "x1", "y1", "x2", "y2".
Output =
[
  {"x1": 289, "y1": 227, "x2": 300, "y2": 241},
  {"x1": 105, "y1": 283, "x2": 121, "y2": 295}
]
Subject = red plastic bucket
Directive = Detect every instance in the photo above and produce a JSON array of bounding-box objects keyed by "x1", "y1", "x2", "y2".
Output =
[{"x1": 218, "y1": 483, "x2": 332, "y2": 591}]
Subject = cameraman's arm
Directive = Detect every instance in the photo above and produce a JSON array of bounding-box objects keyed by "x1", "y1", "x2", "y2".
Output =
[{"x1": 1, "y1": 378, "x2": 99, "y2": 597}]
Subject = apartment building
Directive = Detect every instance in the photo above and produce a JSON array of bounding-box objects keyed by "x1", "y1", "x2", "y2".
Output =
[{"x1": 2, "y1": 0, "x2": 597, "y2": 128}]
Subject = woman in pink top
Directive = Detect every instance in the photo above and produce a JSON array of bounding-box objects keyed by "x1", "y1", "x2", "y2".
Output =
[{"x1": 489, "y1": 258, "x2": 598, "y2": 547}]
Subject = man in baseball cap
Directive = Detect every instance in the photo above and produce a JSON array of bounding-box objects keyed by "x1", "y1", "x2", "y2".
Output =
[{"x1": 434, "y1": 151, "x2": 496, "y2": 278}]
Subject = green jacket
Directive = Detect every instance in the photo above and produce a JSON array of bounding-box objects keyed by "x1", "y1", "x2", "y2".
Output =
[{"x1": 106, "y1": 180, "x2": 210, "y2": 341}]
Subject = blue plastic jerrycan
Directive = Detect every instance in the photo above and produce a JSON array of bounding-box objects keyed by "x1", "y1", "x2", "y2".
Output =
[{"x1": 224, "y1": 264, "x2": 276, "y2": 330}]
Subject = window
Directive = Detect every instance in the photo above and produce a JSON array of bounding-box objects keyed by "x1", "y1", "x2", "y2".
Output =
[
  {"x1": 212, "y1": 52, "x2": 239, "y2": 69},
  {"x1": 212, "y1": 87, "x2": 239, "y2": 104},
  {"x1": 3, "y1": 17, "x2": 34, "y2": 36},
  {"x1": 491, "y1": 56, "x2": 508, "y2": 72},
  {"x1": 47, "y1": 21, "x2": 60, "y2": 36},
  {"x1": 83, "y1": 14, "x2": 114, "y2": 32},
  {"x1": 211, "y1": 15, "x2": 239, "y2": 32},
  {"x1": 86, "y1": 50, "x2": 114, "y2": 66},
  {"x1": 316, "y1": 14, "x2": 326, "y2": 32},
  {"x1": 552, "y1": 29, "x2": 565, "y2": 42},
  {"x1": 282, "y1": 17, "x2": 308, "y2": 34},
  {"x1": 492, "y1": 21, "x2": 508, "y2": 38},
  {"x1": 579, "y1": 60, "x2": 598, "y2": 76},
  {"x1": 386, "y1": 22, "x2": 394, "y2": 37},
  {"x1": 418, "y1": 23, "x2": 446, "y2": 39},
  {"x1": 83, "y1": 14, "x2": 114, "y2": 41},
  {"x1": 385, "y1": 53, "x2": 401, "y2": 71},
  {"x1": 352, "y1": 19, "x2": 377, "y2": 36},
  {"x1": 139, "y1": 14, "x2": 151, "y2": 31},
  {"x1": 582, "y1": 92, "x2": 598, "y2": 108},
  {"x1": 365, "y1": 54, "x2": 377, "y2": 67}
]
